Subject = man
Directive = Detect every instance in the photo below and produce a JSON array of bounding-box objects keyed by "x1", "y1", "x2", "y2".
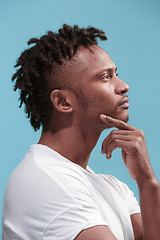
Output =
[{"x1": 2, "y1": 24, "x2": 160, "y2": 239}]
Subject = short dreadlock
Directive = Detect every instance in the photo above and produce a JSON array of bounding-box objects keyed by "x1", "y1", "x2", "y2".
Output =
[{"x1": 12, "y1": 24, "x2": 107, "y2": 131}]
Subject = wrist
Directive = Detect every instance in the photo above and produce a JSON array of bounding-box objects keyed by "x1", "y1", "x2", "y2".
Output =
[
  {"x1": 135, "y1": 164, "x2": 156, "y2": 186},
  {"x1": 137, "y1": 176, "x2": 159, "y2": 191}
]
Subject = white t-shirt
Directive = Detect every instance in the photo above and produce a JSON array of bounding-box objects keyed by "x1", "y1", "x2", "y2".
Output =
[{"x1": 3, "y1": 144, "x2": 140, "y2": 240}]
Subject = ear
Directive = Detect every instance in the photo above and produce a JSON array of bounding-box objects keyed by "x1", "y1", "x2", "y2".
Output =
[{"x1": 50, "y1": 89, "x2": 73, "y2": 113}]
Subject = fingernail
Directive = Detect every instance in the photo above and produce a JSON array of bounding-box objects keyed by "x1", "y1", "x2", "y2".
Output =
[
  {"x1": 100, "y1": 114, "x2": 111, "y2": 120},
  {"x1": 105, "y1": 116, "x2": 112, "y2": 119},
  {"x1": 100, "y1": 114, "x2": 107, "y2": 119},
  {"x1": 101, "y1": 149, "x2": 105, "y2": 154},
  {"x1": 106, "y1": 154, "x2": 109, "y2": 159}
]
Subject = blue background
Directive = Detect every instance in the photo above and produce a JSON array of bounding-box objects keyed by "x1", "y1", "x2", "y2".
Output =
[{"x1": 1, "y1": 0, "x2": 160, "y2": 236}]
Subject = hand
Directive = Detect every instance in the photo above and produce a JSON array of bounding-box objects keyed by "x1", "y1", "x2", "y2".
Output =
[{"x1": 100, "y1": 114, "x2": 154, "y2": 184}]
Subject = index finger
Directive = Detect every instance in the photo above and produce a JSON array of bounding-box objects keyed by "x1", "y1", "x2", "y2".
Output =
[{"x1": 100, "y1": 114, "x2": 135, "y2": 131}]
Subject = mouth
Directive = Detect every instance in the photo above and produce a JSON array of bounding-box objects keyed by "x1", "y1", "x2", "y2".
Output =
[{"x1": 118, "y1": 96, "x2": 129, "y2": 108}]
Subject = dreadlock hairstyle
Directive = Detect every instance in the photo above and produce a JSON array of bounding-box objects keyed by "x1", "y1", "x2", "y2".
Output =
[{"x1": 12, "y1": 24, "x2": 107, "y2": 131}]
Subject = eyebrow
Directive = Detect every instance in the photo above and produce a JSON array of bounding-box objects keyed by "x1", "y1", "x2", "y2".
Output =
[{"x1": 96, "y1": 67, "x2": 118, "y2": 76}]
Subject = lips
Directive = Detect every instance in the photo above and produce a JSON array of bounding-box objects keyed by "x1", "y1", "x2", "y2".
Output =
[{"x1": 118, "y1": 97, "x2": 129, "y2": 108}]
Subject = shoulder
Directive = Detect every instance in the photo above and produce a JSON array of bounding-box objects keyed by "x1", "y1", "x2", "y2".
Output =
[
  {"x1": 99, "y1": 174, "x2": 140, "y2": 215},
  {"x1": 98, "y1": 174, "x2": 128, "y2": 191},
  {"x1": 6, "y1": 144, "x2": 95, "y2": 204},
  {"x1": 98, "y1": 174, "x2": 135, "y2": 201}
]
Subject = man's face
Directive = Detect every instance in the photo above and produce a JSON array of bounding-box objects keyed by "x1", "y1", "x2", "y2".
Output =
[{"x1": 62, "y1": 45, "x2": 130, "y2": 130}]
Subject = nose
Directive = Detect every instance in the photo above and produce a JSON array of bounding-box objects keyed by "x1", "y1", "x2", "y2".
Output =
[{"x1": 114, "y1": 78, "x2": 129, "y2": 94}]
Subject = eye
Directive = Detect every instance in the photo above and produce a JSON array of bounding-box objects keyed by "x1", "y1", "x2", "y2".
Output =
[
  {"x1": 101, "y1": 74, "x2": 110, "y2": 81},
  {"x1": 116, "y1": 73, "x2": 119, "y2": 77}
]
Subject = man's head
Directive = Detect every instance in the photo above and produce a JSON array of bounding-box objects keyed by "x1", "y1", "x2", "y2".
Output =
[
  {"x1": 57, "y1": 45, "x2": 130, "y2": 132},
  {"x1": 13, "y1": 24, "x2": 129, "y2": 132},
  {"x1": 12, "y1": 24, "x2": 107, "y2": 131}
]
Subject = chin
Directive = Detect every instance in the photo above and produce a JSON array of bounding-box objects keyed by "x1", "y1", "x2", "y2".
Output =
[
  {"x1": 98, "y1": 110, "x2": 129, "y2": 131},
  {"x1": 112, "y1": 110, "x2": 129, "y2": 123},
  {"x1": 120, "y1": 113, "x2": 129, "y2": 123}
]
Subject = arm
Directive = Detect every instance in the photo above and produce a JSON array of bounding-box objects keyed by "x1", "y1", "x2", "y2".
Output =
[
  {"x1": 131, "y1": 213, "x2": 143, "y2": 240},
  {"x1": 138, "y1": 177, "x2": 160, "y2": 239},
  {"x1": 75, "y1": 225, "x2": 117, "y2": 240},
  {"x1": 100, "y1": 114, "x2": 160, "y2": 240}
]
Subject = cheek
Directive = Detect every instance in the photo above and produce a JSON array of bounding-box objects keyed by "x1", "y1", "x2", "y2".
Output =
[{"x1": 87, "y1": 88, "x2": 117, "y2": 114}]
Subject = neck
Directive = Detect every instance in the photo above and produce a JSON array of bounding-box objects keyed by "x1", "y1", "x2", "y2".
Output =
[{"x1": 38, "y1": 124, "x2": 101, "y2": 169}]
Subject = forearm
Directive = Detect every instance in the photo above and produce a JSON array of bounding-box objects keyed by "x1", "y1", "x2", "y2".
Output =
[
  {"x1": 100, "y1": 115, "x2": 160, "y2": 239},
  {"x1": 138, "y1": 176, "x2": 160, "y2": 240}
]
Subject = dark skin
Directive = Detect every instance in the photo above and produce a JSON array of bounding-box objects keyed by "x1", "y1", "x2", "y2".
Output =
[
  {"x1": 39, "y1": 45, "x2": 129, "y2": 168},
  {"x1": 39, "y1": 45, "x2": 160, "y2": 239}
]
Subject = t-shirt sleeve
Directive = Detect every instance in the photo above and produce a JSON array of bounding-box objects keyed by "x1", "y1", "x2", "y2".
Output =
[
  {"x1": 115, "y1": 177, "x2": 141, "y2": 216},
  {"x1": 42, "y1": 205, "x2": 108, "y2": 240},
  {"x1": 124, "y1": 184, "x2": 141, "y2": 215},
  {"x1": 41, "y1": 169, "x2": 108, "y2": 240}
]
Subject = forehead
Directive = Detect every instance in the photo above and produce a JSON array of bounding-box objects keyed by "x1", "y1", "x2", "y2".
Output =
[
  {"x1": 50, "y1": 45, "x2": 116, "y2": 89},
  {"x1": 72, "y1": 45, "x2": 116, "y2": 76}
]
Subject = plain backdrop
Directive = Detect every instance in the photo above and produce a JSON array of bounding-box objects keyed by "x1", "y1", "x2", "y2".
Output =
[{"x1": 1, "y1": 0, "x2": 160, "y2": 236}]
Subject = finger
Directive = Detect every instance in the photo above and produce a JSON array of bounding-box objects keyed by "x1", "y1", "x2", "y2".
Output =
[
  {"x1": 101, "y1": 130, "x2": 135, "y2": 153},
  {"x1": 105, "y1": 139, "x2": 132, "y2": 159},
  {"x1": 102, "y1": 134, "x2": 133, "y2": 156},
  {"x1": 100, "y1": 114, "x2": 135, "y2": 131}
]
